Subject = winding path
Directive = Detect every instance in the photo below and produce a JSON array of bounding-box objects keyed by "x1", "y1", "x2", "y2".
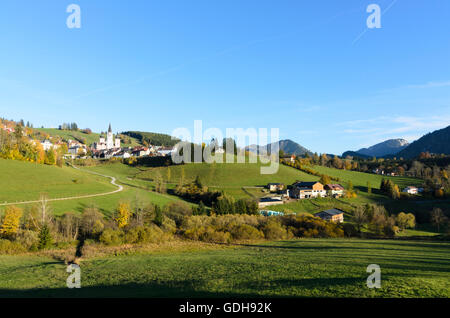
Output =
[{"x1": 0, "y1": 164, "x2": 123, "y2": 207}]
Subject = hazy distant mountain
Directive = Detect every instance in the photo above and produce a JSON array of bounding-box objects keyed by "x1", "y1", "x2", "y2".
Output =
[
  {"x1": 343, "y1": 139, "x2": 409, "y2": 158},
  {"x1": 246, "y1": 139, "x2": 312, "y2": 156},
  {"x1": 396, "y1": 125, "x2": 450, "y2": 158},
  {"x1": 341, "y1": 151, "x2": 372, "y2": 159}
]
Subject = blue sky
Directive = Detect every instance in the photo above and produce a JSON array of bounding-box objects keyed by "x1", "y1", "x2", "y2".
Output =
[{"x1": 0, "y1": 0, "x2": 449, "y2": 154}]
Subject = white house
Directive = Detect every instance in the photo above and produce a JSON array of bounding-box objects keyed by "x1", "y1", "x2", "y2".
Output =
[
  {"x1": 41, "y1": 139, "x2": 53, "y2": 151},
  {"x1": 114, "y1": 151, "x2": 131, "y2": 159},
  {"x1": 403, "y1": 186, "x2": 418, "y2": 195},
  {"x1": 68, "y1": 145, "x2": 86, "y2": 156},
  {"x1": 157, "y1": 147, "x2": 173, "y2": 156}
]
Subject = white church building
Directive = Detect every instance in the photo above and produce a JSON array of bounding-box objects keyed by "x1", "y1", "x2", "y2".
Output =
[{"x1": 93, "y1": 124, "x2": 121, "y2": 150}]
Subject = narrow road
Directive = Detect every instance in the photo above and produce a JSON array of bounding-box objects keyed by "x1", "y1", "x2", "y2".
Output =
[{"x1": 0, "y1": 164, "x2": 123, "y2": 207}]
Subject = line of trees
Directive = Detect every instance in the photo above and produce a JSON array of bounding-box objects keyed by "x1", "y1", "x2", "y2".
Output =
[{"x1": 59, "y1": 123, "x2": 78, "y2": 131}]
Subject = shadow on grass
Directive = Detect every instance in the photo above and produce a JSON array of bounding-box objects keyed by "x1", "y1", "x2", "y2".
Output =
[
  {"x1": 0, "y1": 276, "x2": 373, "y2": 298},
  {"x1": 0, "y1": 280, "x2": 263, "y2": 298}
]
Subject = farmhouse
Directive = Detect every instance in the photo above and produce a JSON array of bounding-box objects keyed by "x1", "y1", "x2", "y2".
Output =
[
  {"x1": 290, "y1": 181, "x2": 325, "y2": 199},
  {"x1": 324, "y1": 184, "x2": 345, "y2": 198},
  {"x1": 403, "y1": 186, "x2": 418, "y2": 194},
  {"x1": 314, "y1": 208, "x2": 344, "y2": 223},
  {"x1": 267, "y1": 183, "x2": 285, "y2": 192}
]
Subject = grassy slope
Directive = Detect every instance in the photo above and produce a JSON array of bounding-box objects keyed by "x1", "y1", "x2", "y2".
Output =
[
  {"x1": 136, "y1": 161, "x2": 318, "y2": 198},
  {"x1": 0, "y1": 239, "x2": 448, "y2": 297},
  {"x1": 34, "y1": 128, "x2": 141, "y2": 147},
  {"x1": 310, "y1": 165, "x2": 448, "y2": 217},
  {"x1": 312, "y1": 165, "x2": 423, "y2": 190},
  {"x1": 0, "y1": 159, "x2": 116, "y2": 203},
  {"x1": 0, "y1": 160, "x2": 186, "y2": 216}
]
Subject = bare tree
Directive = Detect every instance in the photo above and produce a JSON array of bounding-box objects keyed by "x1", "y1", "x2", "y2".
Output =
[
  {"x1": 431, "y1": 208, "x2": 447, "y2": 232},
  {"x1": 353, "y1": 207, "x2": 367, "y2": 233}
]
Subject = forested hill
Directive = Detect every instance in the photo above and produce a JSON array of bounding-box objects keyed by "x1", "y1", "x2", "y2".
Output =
[
  {"x1": 396, "y1": 125, "x2": 450, "y2": 158},
  {"x1": 122, "y1": 131, "x2": 180, "y2": 147}
]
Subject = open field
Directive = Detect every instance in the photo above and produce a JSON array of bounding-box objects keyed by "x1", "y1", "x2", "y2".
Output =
[{"x1": 0, "y1": 239, "x2": 448, "y2": 297}]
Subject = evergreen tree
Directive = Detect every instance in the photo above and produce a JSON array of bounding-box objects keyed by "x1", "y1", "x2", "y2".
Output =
[
  {"x1": 154, "y1": 205, "x2": 163, "y2": 226},
  {"x1": 38, "y1": 224, "x2": 53, "y2": 250}
]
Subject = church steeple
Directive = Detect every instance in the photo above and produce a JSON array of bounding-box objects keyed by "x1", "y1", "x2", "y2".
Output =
[{"x1": 108, "y1": 123, "x2": 112, "y2": 133}]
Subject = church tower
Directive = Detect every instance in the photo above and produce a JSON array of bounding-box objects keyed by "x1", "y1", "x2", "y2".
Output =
[{"x1": 106, "y1": 123, "x2": 114, "y2": 149}]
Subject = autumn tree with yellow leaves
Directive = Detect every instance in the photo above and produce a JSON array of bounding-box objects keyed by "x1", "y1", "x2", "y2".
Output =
[
  {"x1": 0, "y1": 206, "x2": 23, "y2": 238},
  {"x1": 115, "y1": 202, "x2": 131, "y2": 228}
]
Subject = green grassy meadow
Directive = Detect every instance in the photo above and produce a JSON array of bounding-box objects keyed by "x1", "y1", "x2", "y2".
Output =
[
  {"x1": 0, "y1": 159, "x2": 116, "y2": 203},
  {"x1": 312, "y1": 165, "x2": 423, "y2": 191},
  {"x1": 0, "y1": 239, "x2": 448, "y2": 297},
  {"x1": 1, "y1": 158, "x2": 443, "y2": 218},
  {"x1": 0, "y1": 159, "x2": 186, "y2": 216}
]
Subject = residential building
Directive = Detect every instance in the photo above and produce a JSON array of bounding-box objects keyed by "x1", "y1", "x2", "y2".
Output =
[
  {"x1": 324, "y1": 184, "x2": 345, "y2": 198},
  {"x1": 114, "y1": 150, "x2": 131, "y2": 159},
  {"x1": 68, "y1": 145, "x2": 86, "y2": 156},
  {"x1": 41, "y1": 139, "x2": 53, "y2": 151},
  {"x1": 267, "y1": 183, "x2": 285, "y2": 192},
  {"x1": 290, "y1": 181, "x2": 326, "y2": 199},
  {"x1": 157, "y1": 147, "x2": 174, "y2": 156},
  {"x1": 314, "y1": 208, "x2": 344, "y2": 223},
  {"x1": 132, "y1": 146, "x2": 150, "y2": 157},
  {"x1": 403, "y1": 186, "x2": 418, "y2": 194}
]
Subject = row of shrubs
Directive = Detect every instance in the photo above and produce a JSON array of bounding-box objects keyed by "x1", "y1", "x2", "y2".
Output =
[
  {"x1": 0, "y1": 197, "x2": 348, "y2": 254},
  {"x1": 181, "y1": 214, "x2": 344, "y2": 243}
]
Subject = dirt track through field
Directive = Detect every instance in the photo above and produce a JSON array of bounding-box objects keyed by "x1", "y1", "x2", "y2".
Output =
[{"x1": 0, "y1": 164, "x2": 123, "y2": 206}]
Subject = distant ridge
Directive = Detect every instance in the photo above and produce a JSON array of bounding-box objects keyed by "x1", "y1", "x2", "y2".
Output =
[
  {"x1": 246, "y1": 139, "x2": 312, "y2": 156},
  {"x1": 342, "y1": 138, "x2": 409, "y2": 158}
]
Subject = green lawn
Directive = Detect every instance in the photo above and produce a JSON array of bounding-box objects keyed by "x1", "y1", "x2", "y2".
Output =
[{"x1": 0, "y1": 239, "x2": 448, "y2": 297}]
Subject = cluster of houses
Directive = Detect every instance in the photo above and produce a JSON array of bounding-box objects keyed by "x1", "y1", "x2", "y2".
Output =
[
  {"x1": 260, "y1": 180, "x2": 423, "y2": 223},
  {"x1": 33, "y1": 124, "x2": 174, "y2": 160},
  {"x1": 260, "y1": 182, "x2": 349, "y2": 223},
  {"x1": 1, "y1": 124, "x2": 15, "y2": 134},
  {"x1": 265, "y1": 181, "x2": 345, "y2": 201},
  {"x1": 372, "y1": 168, "x2": 397, "y2": 176}
]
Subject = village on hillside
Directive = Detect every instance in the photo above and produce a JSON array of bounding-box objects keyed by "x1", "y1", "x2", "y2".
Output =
[{"x1": 1, "y1": 122, "x2": 175, "y2": 160}]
